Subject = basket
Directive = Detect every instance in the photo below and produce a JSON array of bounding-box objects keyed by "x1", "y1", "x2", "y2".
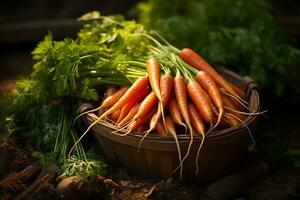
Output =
[{"x1": 80, "y1": 67, "x2": 260, "y2": 184}]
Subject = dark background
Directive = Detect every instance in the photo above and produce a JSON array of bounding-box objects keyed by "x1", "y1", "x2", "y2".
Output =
[{"x1": 1, "y1": 0, "x2": 300, "y2": 79}]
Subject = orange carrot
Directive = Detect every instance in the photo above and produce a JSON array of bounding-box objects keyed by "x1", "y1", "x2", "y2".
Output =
[
  {"x1": 228, "y1": 82, "x2": 246, "y2": 100},
  {"x1": 187, "y1": 80, "x2": 214, "y2": 126},
  {"x1": 220, "y1": 87, "x2": 246, "y2": 115},
  {"x1": 103, "y1": 86, "x2": 118, "y2": 100},
  {"x1": 138, "y1": 103, "x2": 163, "y2": 151},
  {"x1": 118, "y1": 104, "x2": 140, "y2": 127},
  {"x1": 160, "y1": 74, "x2": 173, "y2": 107},
  {"x1": 116, "y1": 103, "x2": 134, "y2": 124},
  {"x1": 99, "y1": 86, "x2": 118, "y2": 115},
  {"x1": 179, "y1": 48, "x2": 243, "y2": 102},
  {"x1": 156, "y1": 119, "x2": 167, "y2": 136},
  {"x1": 165, "y1": 116, "x2": 183, "y2": 180},
  {"x1": 146, "y1": 58, "x2": 164, "y2": 134},
  {"x1": 223, "y1": 96, "x2": 244, "y2": 121},
  {"x1": 101, "y1": 86, "x2": 129, "y2": 109},
  {"x1": 137, "y1": 124, "x2": 148, "y2": 133},
  {"x1": 160, "y1": 73, "x2": 173, "y2": 129},
  {"x1": 127, "y1": 107, "x2": 157, "y2": 132},
  {"x1": 98, "y1": 76, "x2": 149, "y2": 120},
  {"x1": 174, "y1": 74, "x2": 192, "y2": 130},
  {"x1": 167, "y1": 94, "x2": 185, "y2": 127},
  {"x1": 188, "y1": 104, "x2": 205, "y2": 135},
  {"x1": 174, "y1": 73, "x2": 193, "y2": 168},
  {"x1": 223, "y1": 112, "x2": 239, "y2": 127},
  {"x1": 117, "y1": 86, "x2": 150, "y2": 123},
  {"x1": 203, "y1": 90, "x2": 218, "y2": 117},
  {"x1": 146, "y1": 58, "x2": 162, "y2": 101},
  {"x1": 188, "y1": 103, "x2": 206, "y2": 174},
  {"x1": 204, "y1": 90, "x2": 231, "y2": 130},
  {"x1": 69, "y1": 77, "x2": 150, "y2": 157},
  {"x1": 148, "y1": 104, "x2": 162, "y2": 132},
  {"x1": 111, "y1": 109, "x2": 121, "y2": 122},
  {"x1": 195, "y1": 71, "x2": 223, "y2": 126},
  {"x1": 133, "y1": 91, "x2": 158, "y2": 121},
  {"x1": 74, "y1": 86, "x2": 129, "y2": 123}
]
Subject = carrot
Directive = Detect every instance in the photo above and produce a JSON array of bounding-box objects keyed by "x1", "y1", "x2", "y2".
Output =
[
  {"x1": 195, "y1": 71, "x2": 223, "y2": 127},
  {"x1": 174, "y1": 73, "x2": 193, "y2": 167},
  {"x1": 165, "y1": 116, "x2": 183, "y2": 180},
  {"x1": 160, "y1": 73, "x2": 173, "y2": 129},
  {"x1": 74, "y1": 86, "x2": 129, "y2": 124},
  {"x1": 146, "y1": 58, "x2": 165, "y2": 134},
  {"x1": 138, "y1": 101, "x2": 166, "y2": 152},
  {"x1": 166, "y1": 94, "x2": 185, "y2": 127},
  {"x1": 223, "y1": 112, "x2": 239, "y2": 127},
  {"x1": 133, "y1": 91, "x2": 158, "y2": 121},
  {"x1": 103, "y1": 86, "x2": 118, "y2": 100},
  {"x1": 222, "y1": 85, "x2": 246, "y2": 112},
  {"x1": 148, "y1": 104, "x2": 162, "y2": 133},
  {"x1": 118, "y1": 104, "x2": 140, "y2": 127},
  {"x1": 187, "y1": 80, "x2": 214, "y2": 126},
  {"x1": 179, "y1": 48, "x2": 244, "y2": 103},
  {"x1": 99, "y1": 86, "x2": 118, "y2": 115},
  {"x1": 228, "y1": 82, "x2": 246, "y2": 100},
  {"x1": 188, "y1": 104, "x2": 205, "y2": 136},
  {"x1": 127, "y1": 107, "x2": 157, "y2": 132},
  {"x1": 188, "y1": 103, "x2": 206, "y2": 174},
  {"x1": 156, "y1": 119, "x2": 167, "y2": 136},
  {"x1": 146, "y1": 58, "x2": 162, "y2": 101},
  {"x1": 221, "y1": 93, "x2": 245, "y2": 121},
  {"x1": 117, "y1": 86, "x2": 150, "y2": 123},
  {"x1": 160, "y1": 74, "x2": 173, "y2": 107},
  {"x1": 111, "y1": 109, "x2": 121, "y2": 122},
  {"x1": 69, "y1": 76, "x2": 149, "y2": 157},
  {"x1": 137, "y1": 124, "x2": 148, "y2": 133},
  {"x1": 100, "y1": 86, "x2": 129, "y2": 109},
  {"x1": 116, "y1": 103, "x2": 134, "y2": 124},
  {"x1": 100, "y1": 76, "x2": 149, "y2": 119},
  {"x1": 203, "y1": 90, "x2": 218, "y2": 117},
  {"x1": 174, "y1": 74, "x2": 192, "y2": 130},
  {"x1": 219, "y1": 87, "x2": 247, "y2": 113}
]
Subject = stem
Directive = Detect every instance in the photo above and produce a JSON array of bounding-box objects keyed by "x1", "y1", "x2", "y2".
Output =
[{"x1": 150, "y1": 31, "x2": 180, "y2": 53}]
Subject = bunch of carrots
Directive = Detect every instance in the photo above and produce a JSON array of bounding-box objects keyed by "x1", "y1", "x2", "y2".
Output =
[{"x1": 75, "y1": 46, "x2": 257, "y2": 179}]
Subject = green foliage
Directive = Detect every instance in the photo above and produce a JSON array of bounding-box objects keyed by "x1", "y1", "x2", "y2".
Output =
[
  {"x1": 8, "y1": 13, "x2": 161, "y2": 178},
  {"x1": 136, "y1": 0, "x2": 300, "y2": 96},
  {"x1": 60, "y1": 153, "x2": 106, "y2": 178},
  {"x1": 32, "y1": 151, "x2": 57, "y2": 167},
  {"x1": 286, "y1": 149, "x2": 300, "y2": 168}
]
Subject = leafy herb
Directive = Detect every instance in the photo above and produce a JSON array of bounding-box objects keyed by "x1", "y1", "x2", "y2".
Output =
[
  {"x1": 135, "y1": 0, "x2": 300, "y2": 96},
  {"x1": 8, "y1": 13, "x2": 159, "y2": 178}
]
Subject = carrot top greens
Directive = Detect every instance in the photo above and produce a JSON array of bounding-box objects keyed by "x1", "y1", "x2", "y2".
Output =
[
  {"x1": 136, "y1": 0, "x2": 300, "y2": 96},
  {"x1": 7, "y1": 12, "x2": 188, "y2": 178}
]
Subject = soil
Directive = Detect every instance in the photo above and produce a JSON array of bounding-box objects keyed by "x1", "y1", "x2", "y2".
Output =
[
  {"x1": 0, "y1": 137, "x2": 33, "y2": 178},
  {"x1": 1, "y1": 135, "x2": 299, "y2": 199}
]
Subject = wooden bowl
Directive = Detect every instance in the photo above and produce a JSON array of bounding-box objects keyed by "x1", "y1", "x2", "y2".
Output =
[{"x1": 80, "y1": 67, "x2": 260, "y2": 184}]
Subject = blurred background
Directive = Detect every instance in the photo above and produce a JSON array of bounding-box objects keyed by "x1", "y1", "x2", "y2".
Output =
[
  {"x1": 0, "y1": 0, "x2": 299, "y2": 79},
  {"x1": 1, "y1": 0, "x2": 300, "y2": 79}
]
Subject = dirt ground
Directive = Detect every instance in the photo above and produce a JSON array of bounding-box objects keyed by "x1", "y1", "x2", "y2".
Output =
[{"x1": 1, "y1": 135, "x2": 300, "y2": 200}]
